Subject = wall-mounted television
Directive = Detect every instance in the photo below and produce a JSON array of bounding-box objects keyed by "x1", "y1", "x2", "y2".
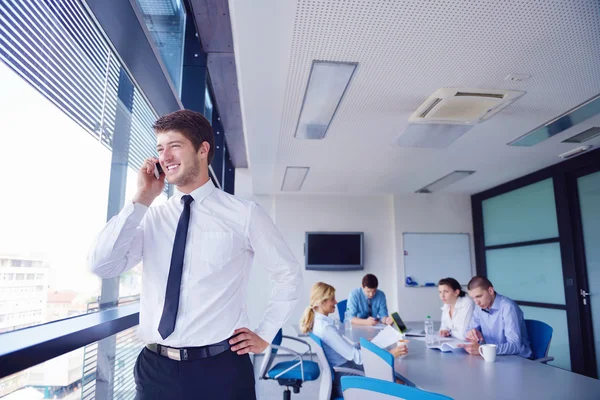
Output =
[{"x1": 305, "y1": 232, "x2": 364, "y2": 271}]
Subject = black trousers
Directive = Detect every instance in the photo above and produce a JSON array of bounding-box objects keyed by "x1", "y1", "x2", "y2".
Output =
[{"x1": 134, "y1": 347, "x2": 256, "y2": 400}]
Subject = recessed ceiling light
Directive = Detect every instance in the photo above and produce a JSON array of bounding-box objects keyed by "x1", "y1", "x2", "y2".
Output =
[
  {"x1": 281, "y1": 167, "x2": 310, "y2": 191},
  {"x1": 416, "y1": 171, "x2": 475, "y2": 193},
  {"x1": 294, "y1": 61, "x2": 357, "y2": 140}
]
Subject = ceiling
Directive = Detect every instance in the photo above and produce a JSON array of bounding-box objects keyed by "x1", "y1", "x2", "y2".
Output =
[
  {"x1": 229, "y1": 0, "x2": 600, "y2": 195},
  {"x1": 189, "y1": 0, "x2": 248, "y2": 167}
]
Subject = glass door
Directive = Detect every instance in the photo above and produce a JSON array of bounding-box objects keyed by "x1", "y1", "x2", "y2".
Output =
[{"x1": 575, "y1": 169, "x2": 600, "y2": 378}]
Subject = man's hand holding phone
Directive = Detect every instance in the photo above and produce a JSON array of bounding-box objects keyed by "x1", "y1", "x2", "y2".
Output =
[{"x1": 132, "y1": 157, "x2": 165, "y2": 206}]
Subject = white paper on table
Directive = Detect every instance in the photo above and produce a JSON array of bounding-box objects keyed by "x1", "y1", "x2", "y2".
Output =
[
  {"x1": 372, "y1": 323, "x2": 386, "y2": 330},
  {"x1": 370, "y1": 325, "x2": 403, "y2": 348}
]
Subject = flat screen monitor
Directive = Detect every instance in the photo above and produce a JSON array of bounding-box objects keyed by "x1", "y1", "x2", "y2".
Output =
[{"x1": 305, "y1": 232, "x2": 364, "y2": 271}]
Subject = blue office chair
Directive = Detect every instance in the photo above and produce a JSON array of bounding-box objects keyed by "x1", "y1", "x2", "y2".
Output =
[
  {"x1": 259, "y1": 329, "x2": 320, "y2": 399},
  {"x1": 341, "y1": 376, "x2": 453, "y2": 399},
  {"x1": 337, "y1": 299, "x2": 348, "y2": 322},
  {"x1": 525, "y1": 319, "x2": 555, "y2": 364},
  {"x1": 308, "y1": 332, "x2": 364, "y2": 400}
]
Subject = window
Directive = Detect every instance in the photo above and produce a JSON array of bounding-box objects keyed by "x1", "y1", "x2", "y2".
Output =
[
  {"x1": 481, "y1": 178, "x2": 569, "y2": 370},
  {"x1": 134, "y1": 0, "x2": 186, "y2": 94},
  {"x1": 0, "y1": 327, "x2": 143, "y2": 399},
  {"x1": 0, "y1": 0, "x2": 169, "y2": 333}
]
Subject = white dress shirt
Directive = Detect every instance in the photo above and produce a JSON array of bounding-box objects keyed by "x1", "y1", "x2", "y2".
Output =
[
  {"x1": 439, "y1": 295, "x2": 475, "y2": 340},
  {"x1": 312, "y1": 312, "x2": 362, "y2": 367},
  {"x1": 89, "y1": 180, "x2": 302, "y2": 348}
]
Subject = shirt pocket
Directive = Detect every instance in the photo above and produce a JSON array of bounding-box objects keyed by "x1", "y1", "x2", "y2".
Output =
[{"x1": 192, "y1": 231, "x2": 234, "y2": 270}]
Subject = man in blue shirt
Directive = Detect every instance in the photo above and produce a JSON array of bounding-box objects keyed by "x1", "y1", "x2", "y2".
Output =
[
  {"x1": 459, "y1": 276, "x2": 532, "y2": 358},
  {"x1": 347, "y1": 274, "x2": 393, "y2": 326}
]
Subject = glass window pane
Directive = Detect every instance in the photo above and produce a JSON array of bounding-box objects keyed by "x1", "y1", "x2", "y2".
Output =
[
  {"x1": 482, "y1": 178, "x2": 559, "y2": 246},
  {"x1": 134, "y1": 0, "x2": 186, "y2": 94},
  {"x1": 0, "y1": 326, "x2": 143, "y2": 398},
  {"x1": 204, "y1": 86, "x2": 214, "y2": 123},
  {"x1": 0, "y1": 62, "x2": 106, "y2": 333},
  {"x1": 577, "y1": 170, "x2": 600, "y2": 376},
  {"x1": 520, "y1": 306, "x2": 571, "y2": 371},
  {"x1": 487, "y1": 243, "x2": 565, "y2": 305}
]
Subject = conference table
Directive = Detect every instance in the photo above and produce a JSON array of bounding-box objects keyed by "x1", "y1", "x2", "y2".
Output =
[{"x1": 293, "y1": 322, "x2": 600, "y2": 399}]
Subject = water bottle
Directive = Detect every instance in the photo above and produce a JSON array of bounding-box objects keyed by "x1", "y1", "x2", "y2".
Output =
[
  {"x1": 344, "y1": 309, "x2": 352, "y2": 332},
  {"x1": 425, "y1": 316, "x2": 438, "y2": 346}
]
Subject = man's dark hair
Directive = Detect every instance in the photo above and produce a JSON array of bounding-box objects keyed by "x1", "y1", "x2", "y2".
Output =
[
  {"x1": 438, "y1": 277, "x2": 466, "y2": 297},
  {"x1": 362, "y1": 274, "x2": 378, "y2": 289},
  {"x1": 153, "y1": 109, "x2": 214, "y2": 164},
  {"x1": 467, "y1": 276, "x2": 494, "y2": 291}
]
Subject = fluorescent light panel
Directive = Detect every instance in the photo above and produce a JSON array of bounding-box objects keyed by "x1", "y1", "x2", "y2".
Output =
[
  {"x1": 394, "y1": 124, "x2": 473, "y2": 148},
  {"x1": 416, "y1": 170, "x2": 475, "y2": 193},
  {"x1": 509, "y1": 94, "x2": 600, "y2": 146},
  {"x1": 294, "y1": 61, "x2": 357, "y2": 140},
  {"x1": 563, "y1": 127, "x2": 600, "y2": 143},
  {"x1": 281, "y1": 167, "x2": 309, "y2": 191}
]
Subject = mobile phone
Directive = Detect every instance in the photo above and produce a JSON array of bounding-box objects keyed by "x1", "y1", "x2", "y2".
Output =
[{"x1": 153, "y1": 162, "x2": 164, "y2": 179}]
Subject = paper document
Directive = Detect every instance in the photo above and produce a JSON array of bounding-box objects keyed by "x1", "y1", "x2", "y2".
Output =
[
  {"x1": 370, "y1": 325, "x2": 403, "y2": 348},
  {"x1": 427, "y1": 338, "x2": 469, "y2": 353}
]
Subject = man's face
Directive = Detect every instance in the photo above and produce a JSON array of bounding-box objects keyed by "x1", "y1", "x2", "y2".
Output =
[
  {"x1": 469, "y1": 286, "x2": 495, "y2": 309},
  {"x1": 156, "y1": 130, "x2": 205, "y2": 188},
  {"x1": 362, "y1": 287, "x2": 377, "y2": 299}
]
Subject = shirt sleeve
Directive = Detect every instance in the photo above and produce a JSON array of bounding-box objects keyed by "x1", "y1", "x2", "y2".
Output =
[
  {"x1": 88, "y1": 202, "x2": 147, "y2": 278},
  {"x1": 347, "y1": 290, "x2": 360, "y2": 318},
  {"x1": 467, "y1": 308, "x2": 481, "y2": 332},
  {"x1": 247, "y1": 202, "x2": 303, "y2": 345},
  {"x1": 453, "y1": 299, "x2": 475, "y2": 340},
  {"x1": 496, "y1": 302, "x2": 526, "y2": 355},
  {"x1": 377, "y1": 291, "x2": 389, "y2": 318},
  {"x1": 322, "y1": 325, "x2": 362, "y2": 365},
  {"x1": 439, "y1": 309, "x2": 451, "y2": 332}
]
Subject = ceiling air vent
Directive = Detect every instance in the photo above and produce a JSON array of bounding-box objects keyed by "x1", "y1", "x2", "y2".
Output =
[{"x1": 409, "y1": 88, "x2": 525, "y2": 125}]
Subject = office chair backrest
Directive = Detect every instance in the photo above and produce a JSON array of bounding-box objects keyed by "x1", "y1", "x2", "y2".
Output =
[
  {"x1": 341, "y1": 376, "x2": 453, "y2": 400},
  {"x1": 308, "y1": 332, "x2": 333, "y2": 400},
  {"x1": 359, "y1": 337, "x2": 395, "y2": 382},
  {"x1": 337, "y1": 299, "x2": 348, "y2": 322},
  {"x1": 258, "y1": 329, "x2": 284, "y2": 379},
  {"x1": 525, "y1": 319, "x2": 553, "y2": 360}
]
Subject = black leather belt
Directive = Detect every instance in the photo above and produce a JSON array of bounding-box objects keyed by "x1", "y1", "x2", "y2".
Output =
[{"x1": 146, "y1": 338, "x2": 231, "y2": 361}]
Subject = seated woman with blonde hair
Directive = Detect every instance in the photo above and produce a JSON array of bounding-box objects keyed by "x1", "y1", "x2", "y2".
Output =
[{"x1": 300, "y1": 282, "x2": 407, "y2": 399}]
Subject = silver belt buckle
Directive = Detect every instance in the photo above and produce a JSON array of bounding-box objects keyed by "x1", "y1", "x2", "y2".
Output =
[{"x1": 161, "y1": 346, "x2": 181, "y2": 361}]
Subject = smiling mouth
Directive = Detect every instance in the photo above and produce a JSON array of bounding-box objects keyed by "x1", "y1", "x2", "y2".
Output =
[{"x1": 166, "y1": 164, "x2": 180, "y2": 173}]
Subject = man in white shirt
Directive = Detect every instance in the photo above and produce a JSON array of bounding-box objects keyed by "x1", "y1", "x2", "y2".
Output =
[{"x1": 89, "y1": 110, "x2": 302, "y2": 400}]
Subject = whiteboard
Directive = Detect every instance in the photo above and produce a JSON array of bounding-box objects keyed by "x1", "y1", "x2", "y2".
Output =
[{"x1": 403, "y1": 233, "x2": 472, "y2": 287}]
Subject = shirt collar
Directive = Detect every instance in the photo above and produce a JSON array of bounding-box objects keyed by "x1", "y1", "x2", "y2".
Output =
[
  {"x1": 441, "y1": 295, "x2": 468, "y2": 311},
  {"x1": 482, "y1": 292, "x2": 502, "y2": 313},
  {"x1": 173, "y1": 179, "x2": 215, "y2": 205},
  {"x1": 314, "y1": 312, "x2": 334, "y2": 326}
]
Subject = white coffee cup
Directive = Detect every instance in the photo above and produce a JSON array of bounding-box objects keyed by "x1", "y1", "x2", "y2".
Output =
[
  {"x1": 396, "y1": 339, "x2": 409, "y2": 358},
  {"x1": 478, "y1": 344, "x2": 497, "y2": 362}
]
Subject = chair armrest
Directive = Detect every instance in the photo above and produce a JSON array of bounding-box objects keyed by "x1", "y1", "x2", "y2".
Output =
[
  {"x1": 333, "y1": 367, "x2": 364, "y2": 376},
  {"x1": 282, "y1": 335, "x2": 312, "y2": 352},
  {"x1": 282, "y1": 335, "x2": 313, "y2": 361},
  {"x1": 270, "y1": 344, "x2": 303, "y2": 359},
  {"x1": 535, "y1": 356, "x2": 555, "y2": 364}
]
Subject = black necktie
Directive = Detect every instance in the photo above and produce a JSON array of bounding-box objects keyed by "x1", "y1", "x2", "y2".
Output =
[
  {"x1": 368, "y1": 298, "x2": 372, "y2": 317},
  {"x1": 158, "y1": 194, "x2": 194, "y2": 339}
]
